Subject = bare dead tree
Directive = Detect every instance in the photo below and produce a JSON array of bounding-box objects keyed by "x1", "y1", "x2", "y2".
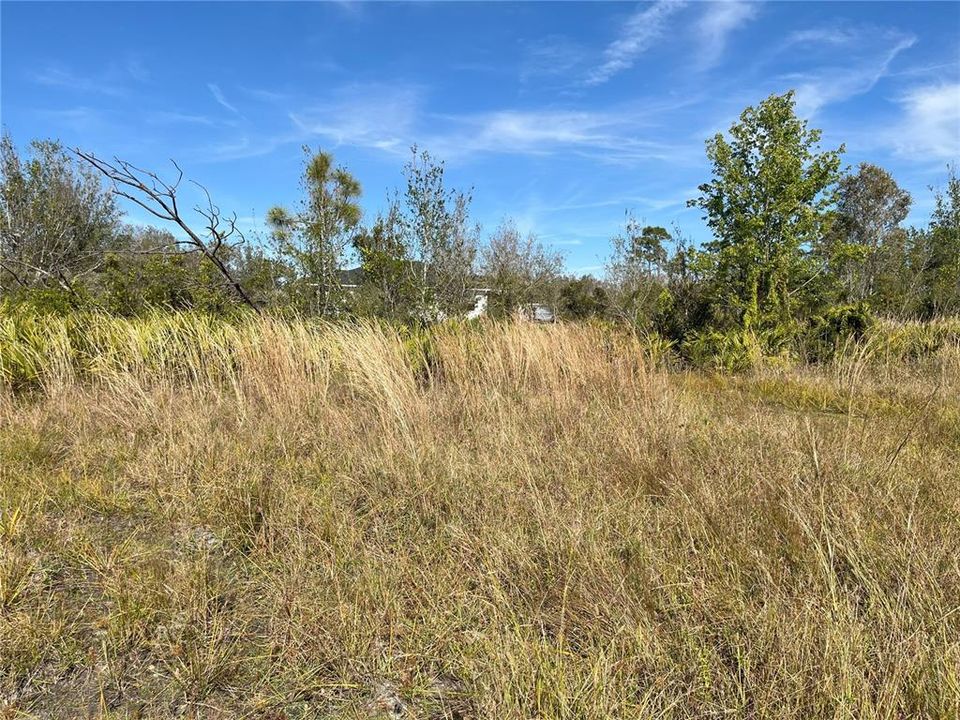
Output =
[{"x1": 74, "y1": 150, "x2": 260, "y2": 312}]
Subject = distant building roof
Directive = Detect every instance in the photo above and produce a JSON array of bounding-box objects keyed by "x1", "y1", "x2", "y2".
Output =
[
  {"x1": 532, "y1": 304, "x2": 555, "y2": 322},
  {"x1": 516, "y1": 303, "x2": 555, "y2": 323}
]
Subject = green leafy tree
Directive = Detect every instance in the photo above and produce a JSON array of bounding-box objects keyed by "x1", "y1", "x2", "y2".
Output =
[
  {"x1": 919, "y1": 169, "x2": 960, "y2": 316},
  {"x1": 0, "y1": 133, "x2": 118, "y2": 297},
  {"x1": 232, "y1": 243, "x2": 289, "y2": 311},
  {"x1": 267, "y1": 147, "x2": 362, "y2": 316},
  {"x1": 100, "y1": 226, "x2": 237, "y2": 315},
  {"x1": 653, "y1": 234, "x2": 712, "y2": 341},
  {"x1": 558, "y1": 275, "x2": 609, "y2": 320},
  {"x1": 823, "y1": 163, "x2": 912, "y2": 307},
  {"x1": 689, "y1": 91, "x2": 844, "y2": 336},
  {"x1": 351, "y1": 203, "x2": 417, "y2": 320},
  {"x1": 399, "y1": 146, "x2": 479, "y2": 320},
  {"x1": 606, "y1": 213, "x2": 671, "y2": 325},
  {"x1": 480, "y1": 219, "x2": 563, "y2": 318}
]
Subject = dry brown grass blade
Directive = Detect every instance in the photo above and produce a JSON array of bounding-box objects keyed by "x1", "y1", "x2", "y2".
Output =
[{"x1": 0, "y1": 314, "x2": 958, "y2": 718}]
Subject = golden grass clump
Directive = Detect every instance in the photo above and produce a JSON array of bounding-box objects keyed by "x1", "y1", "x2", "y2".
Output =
[{"x1": 0, "y1": 311, "x2": 958, "y2": 718}]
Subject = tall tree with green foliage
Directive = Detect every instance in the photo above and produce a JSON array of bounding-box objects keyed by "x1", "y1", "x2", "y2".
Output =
[
  {"x1": 102, "y1": 227, "x2": 209, "y2": 314},
  {"x1": 824, "y1": 163, "x2": 912, "y2": 307},
  {"x1": 653, "y1": 235, "x2": 712, "y2": 342},
  {"x1": 399, "y1": 146, "x2": 479, "y2": 320},
  {"x1": 606, "y1": 213, "x2": 671, "y2": 325},
  {"x1": 351, "y1": 202, "x2": 416, "y2": 320},
  {"x1": 919, "y1": 169, "x2": 960, "y2": 316},
  {"x1": 689, "y1": 91, "x2": 844, "y2": 335},
  {"x1": 480, "y1": 219, "x2": 563, "y2": 318},
  {"x1": 558, "y1": 275, "x2": 609, "y2": 320},
  {"x1": 0, "y1": 133, "x2": 118, "y2": 297},
  {"x1": 267, "y1": 147, "x2": 362, "y2": 316}
]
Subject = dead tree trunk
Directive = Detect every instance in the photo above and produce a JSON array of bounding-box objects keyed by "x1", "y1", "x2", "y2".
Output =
[{"x1": 74, "y1": 150, "x2": 260, "y2": 312}]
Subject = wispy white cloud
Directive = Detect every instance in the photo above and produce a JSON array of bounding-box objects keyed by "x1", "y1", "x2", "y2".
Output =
[
  {"x1": 781, "y1": 26, "x2": 916, "y2": 116},
  {"x1": 541, "y1": 191, "x2": 694, "y2": 214},
  {"x1": 438, "y1": 108, "x2": 697, "y2": 164},
  {"x1": 786, "y1": 27, "x2": 860, "y2": 47},
  {"x1": 125, "y1": 58, "x2": 150, "y2": 84},
  {"x1": 520, "y1": 35, "x2": 587, "y2": 83},
  {"x1": 207, "y1": 83, "x2": 240, "y2": 115},
  {"x1": 586, "y1": 0, "x2": 687, "y2": 86},
  {"x1": 205, "y1": 81, "x2": 703, "y2": 166},
  {"x1": 330, "y1": 0, "x2": 364, "y2": 17},
  {"x1": 887, "y1": 61, "x2": 960, "y2": 79},
  {"x1": 695, "y1": 1, "x2": 759, "y2": 70},
  {"x1": 890, "y1": 83, "x2": 960, "y2": 160},
  {"x1": 307, "y1": 59, "x2": 346, "y2": 74},
  {"x1": 36, "y1": 106, "x2": 105, "y2": 132},
  {"x1": 31, "y1": 57, "x2": 150, "y2": 97},
  {"x1": 451, "y1": 110, "x2": 620, "y2": 154},
  {"x1": 146, "y1": 111, "x2": 218, "y2": 127},
  {"x1": 32, "y1": 67, "x2": 126, "y2": 96},
  {"x1": 239, "y1": 86, "x2": 295, "y2": 104},
  {"x1": 202, "y1": 83, "x2": 421, "y2": 162},
  {"x1": 290, "y1": 83, "x2": 421, "y2": 154},
  {"x1": 201, "y1": 132, "x2": 302, "y2": 162}
]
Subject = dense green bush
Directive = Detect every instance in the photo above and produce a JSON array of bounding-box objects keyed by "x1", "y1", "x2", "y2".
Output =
[
  {"x1": 2, "y1": 97, "x2": 958, "y2": 378},
  {"x1": 804, "y1": 303, "x2": 874, "y2": 362},
  {"x1": 1, "y1": 286, "x2": 94, "y2": 315},
  {"x1": 682, "y1": 329, "x2": 765, "y2": 372}
]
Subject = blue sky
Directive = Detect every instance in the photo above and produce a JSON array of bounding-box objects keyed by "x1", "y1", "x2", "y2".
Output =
[{"x1": 2, "y1": 1, "x2": 958, "y2": 274}]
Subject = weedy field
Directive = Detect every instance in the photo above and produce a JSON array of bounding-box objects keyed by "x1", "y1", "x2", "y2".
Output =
[{"x1": 1, "y1": 313, "x2": 958, "y2": 719}]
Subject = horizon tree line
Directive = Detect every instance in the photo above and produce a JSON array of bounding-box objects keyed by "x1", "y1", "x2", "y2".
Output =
[{"x1": 1, "y1": 90, "x2": 958, "y2": 358}]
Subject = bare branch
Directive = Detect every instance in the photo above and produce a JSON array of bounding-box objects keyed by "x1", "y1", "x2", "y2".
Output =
[
  {"x1": 113, "y1": 191, "x2": 176, "y2": 222},
  {"x1": 170, "y1": 160, "x2": 184, "y2": 190},
  {"x1": 74, "y1": 148, "x2": 260, "y2": 312},
  {"x1": 0, "y1": 259, "x2": 27, "y2": 287}
]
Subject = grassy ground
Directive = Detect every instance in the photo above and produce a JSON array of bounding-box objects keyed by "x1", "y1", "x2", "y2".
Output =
[{"x1": 1, "y1": 315, "x2": 958, "y2": 718}]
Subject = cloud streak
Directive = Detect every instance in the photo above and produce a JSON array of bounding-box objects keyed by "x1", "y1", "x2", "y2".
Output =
[
  {"x1": 208, "y1": 83, "x2": 240, "y2": 115},
  {"x1": 197, "y1": 82, "x2": 704, "y2": 167},
  {"x1": 30, "y1": 57, "x2": 150, "y2": 98},
  {"x1": 146, "y1": 111, "x2": 218, "y2": 127},
  {"x1": 437, "y1": 109, "x2": 697, "y2": 164},
  {"x1": 586, "y1": 0, "x2": 686, "y2": 85},
  {"x1": 33, "y1": 67, "x2": 126, "y2": 96},
  {"x1": 781, "y1": 26, "x2": 917, "y2": 116},
  {"x1": 520, "y1": 35, "x2": 587, "y2": 83},
  {"x1": 283, "y1": 82, "x2": 703, "y2": 165},
  {"x1": 891, "y1": 83, "x2": 960, "y2": 160},
  {"x1": 695, "y1": 1, "x2": 758, "y2": 70},
  {"x1": 290, "y1": 83, "x2": 421, "y2": 154}
]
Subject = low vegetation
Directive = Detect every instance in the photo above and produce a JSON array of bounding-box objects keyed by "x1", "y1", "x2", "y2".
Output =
[
  {"x1": 1, "y1": 313, "x2": 958, "y2": 717},
  {"x1": 2, "y1": 77, "x2": 959, "y2": 717},
  {"x1": 3, "y1": 92, "x2": 959, "y2": 359}
]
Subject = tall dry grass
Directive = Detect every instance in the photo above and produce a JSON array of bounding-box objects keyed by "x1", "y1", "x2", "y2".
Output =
[{"x1": 1, "y1": 313, "x2": 958, "y2": 718}]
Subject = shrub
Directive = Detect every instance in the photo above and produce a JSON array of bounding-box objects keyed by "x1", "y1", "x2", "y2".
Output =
[
  {"x1": 804, "y1": 303, "x2": 874, "y2": 362},
  {"x1": 682, "y1": 328, "x2": 765, "y2": 372},
  {"x1": 637, "y1": 329, "x2": 678, "y2": 368},
  {"x1": 1, "y1": 286, "x2": 95, "y2": 316},
  {"x1": 868, "y1": 317, "x2": 960, "y2": 362}
]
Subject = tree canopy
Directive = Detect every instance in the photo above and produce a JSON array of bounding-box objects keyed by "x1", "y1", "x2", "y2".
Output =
[{"x1": 2, "y1": 89, "x2": 957, "y2": 365}]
